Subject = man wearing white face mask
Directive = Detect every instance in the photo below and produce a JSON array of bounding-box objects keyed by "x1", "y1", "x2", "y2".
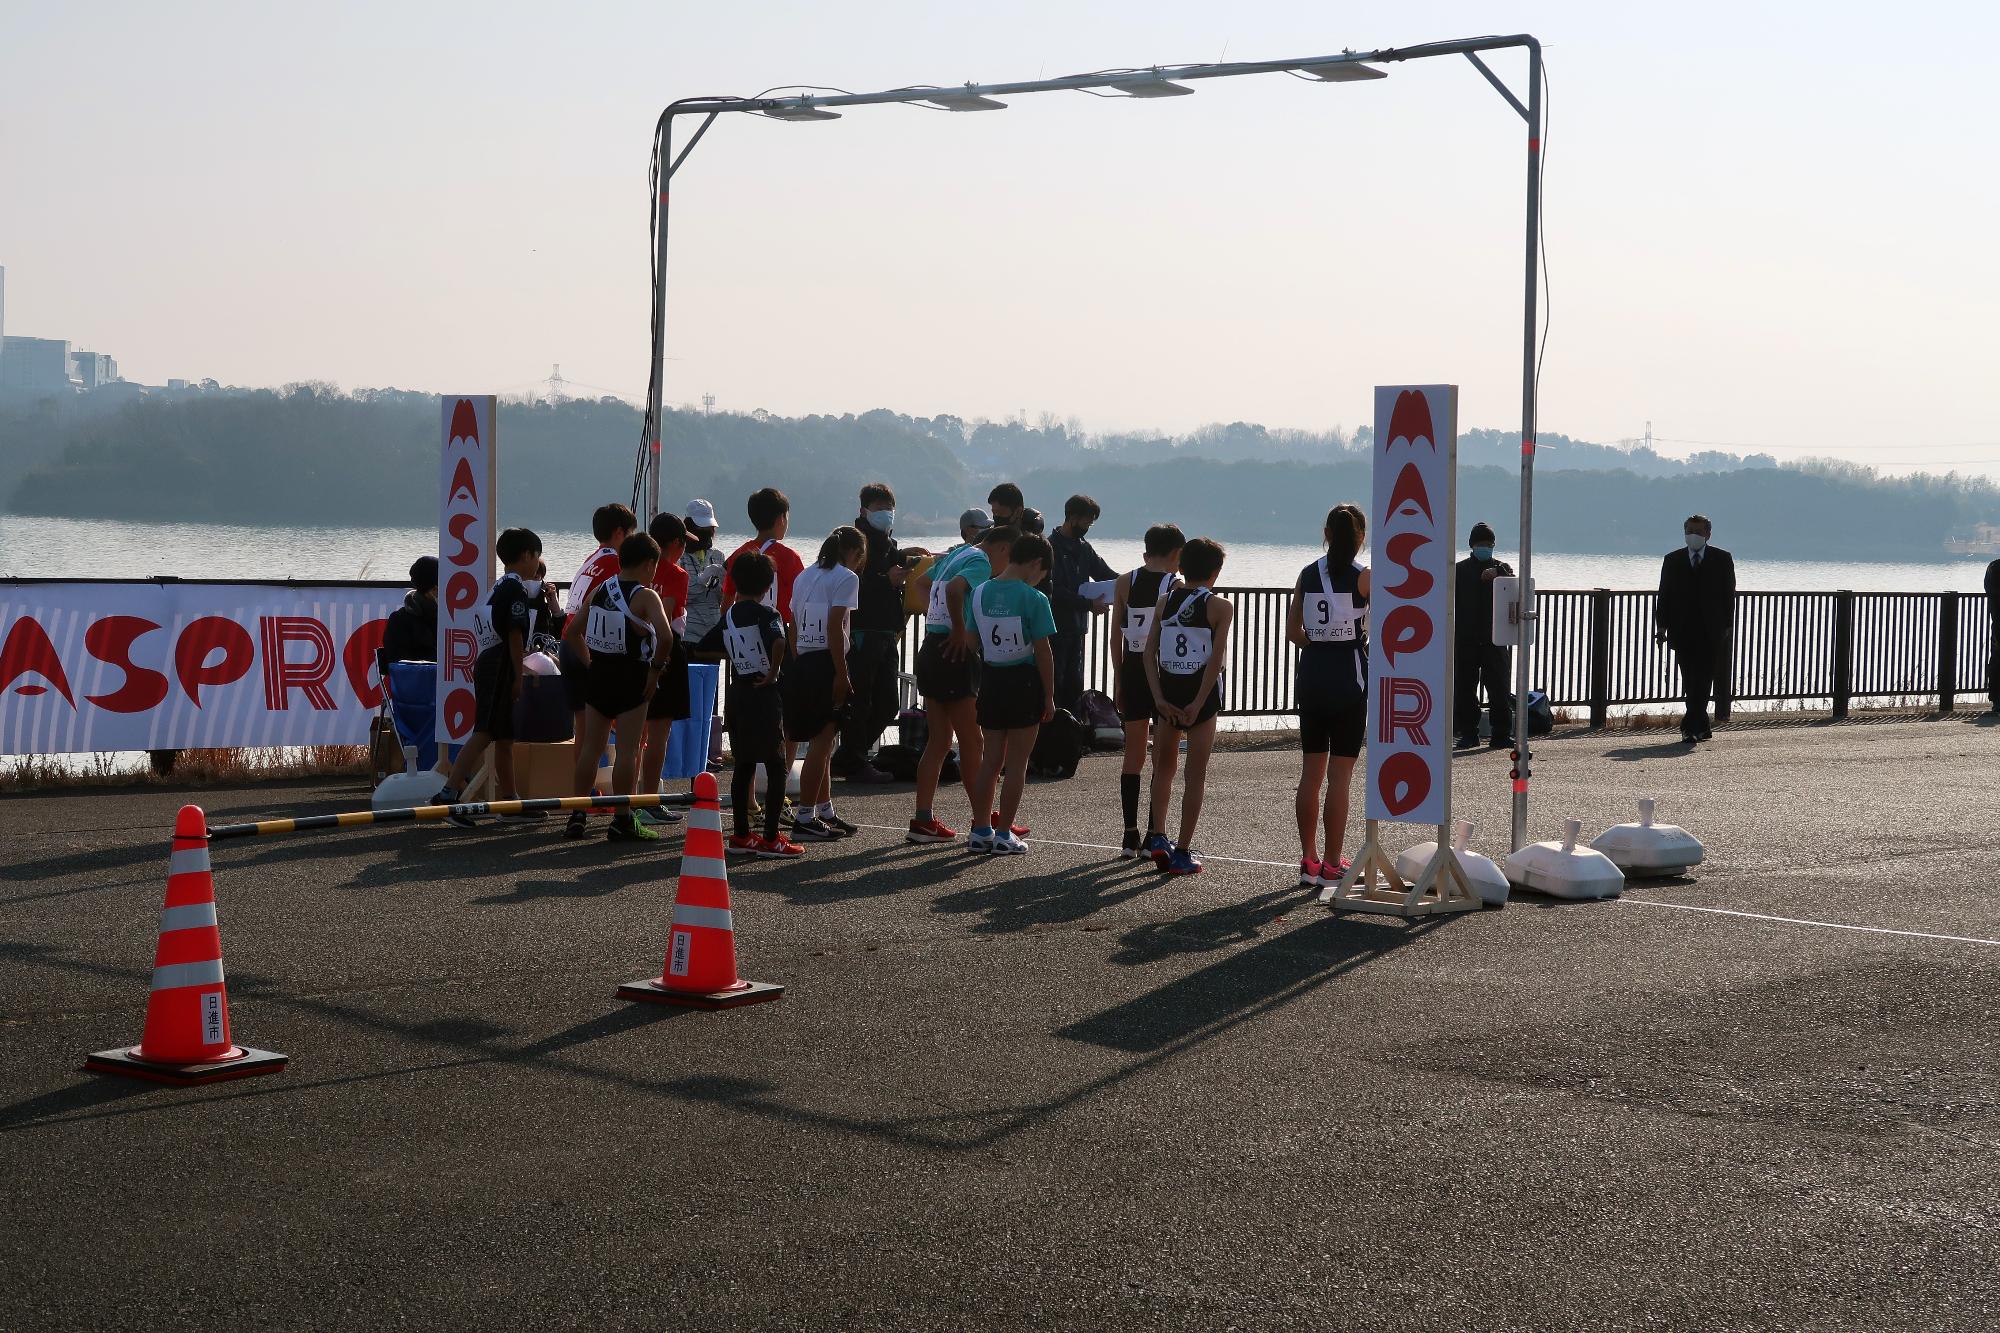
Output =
[
  {"x1": 834, "y1": 481, "x2": 927, "y2": 782},
  {"x1": 1655, "y1": 514, "x2": 1736, "y2": 744}
]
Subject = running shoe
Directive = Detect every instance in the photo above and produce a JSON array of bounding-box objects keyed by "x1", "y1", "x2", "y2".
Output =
[
  {"x1": 907, "y1": 816, "x2": 959, "y2": 844},
  {"x1": 1298, "y1": 858, "x2": 1322, "y2": 888},
  {"x1": 726, "y1": 833, "x2": 761, "y2": 855},
  {"x1": 753, "y1": 834, "x2": 805, "y2": 859},
  {"x1": 563, "y1": 812, "x2": 588, "y2": 840},
  {"x1": 820, "y1": 812, "x2": 859, "y2": 838},
  {"x1": 432, "y1": 787, "x2": 478, "y2": 829},
  {"x1": 992, "y1": 812, "x2": 1030, "y2": 837},
  {"x1": 791, "y1": 816, "x2": 838, "y2": 841},
  {"x1": 1322, "y1": 856, "x2": 1353, "y2": 880},
  {"x1": 639, "y1": 805, "x2": 683, "y2": 826},
  {"x1": 607, "y1": 816, "x2": 659, "y2": 842},
  {"x1": 966, "y1": 827, "x2": 996, "y2": 854},
  {"x1": 989, "y1": 831, "x2": 1030, "y2": 855},
  {"x1": 1163, "y1": 847, "x2": 1204, "y2": 876},
  {"x1": 1142, "y1": 832, "x2": 1173, "y2": 868},
  {"x1": 1121, "y1": 828, "x2": 1142, "y2": 859}
]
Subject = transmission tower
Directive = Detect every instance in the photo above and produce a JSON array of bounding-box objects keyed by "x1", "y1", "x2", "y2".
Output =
[
  {"x1": 544, "y1": 363, "x2": 570, "y2": 402},
  {"x1": 701, "y1": 392, "x2": 716, "y2": 417}
]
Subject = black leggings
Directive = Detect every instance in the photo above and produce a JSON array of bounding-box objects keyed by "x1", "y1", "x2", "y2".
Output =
[{"x1": 731, "y1": 741, "x2": 786, "y2": 839}]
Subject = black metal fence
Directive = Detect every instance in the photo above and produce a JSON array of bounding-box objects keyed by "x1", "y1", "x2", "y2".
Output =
[{"x1": 901, "y1": 588, "x2": 1998, "y2": 723}]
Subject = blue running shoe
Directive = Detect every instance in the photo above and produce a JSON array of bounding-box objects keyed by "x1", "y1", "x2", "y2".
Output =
[
  {"x1": 1142, "y1": 832, "x2": 1173, "y2": 868},
  {"x1": 1163, "y1": 847, "x2": 1204, "y2": 876}
]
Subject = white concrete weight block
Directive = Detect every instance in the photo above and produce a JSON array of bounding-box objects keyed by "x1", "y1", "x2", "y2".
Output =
[
  {"x1": 1504, "y1": 818, "x2": 1625, "y2": 900},
  {"x1": 1394, "y1": 820, "x2": 1511, "y2": 906},
  {"x1": 373, "y1": 747, "x2": 442, "y2": 810},
  {"x1": 1591, "y1": 798, "x2": 1704, "y2": 877}
]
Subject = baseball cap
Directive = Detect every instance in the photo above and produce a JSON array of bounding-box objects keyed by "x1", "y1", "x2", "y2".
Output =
[
  {"x1": 684, "y1": 498, "x2": 717, "y2": 528},
  {"x1": 958, "y1": 506, "x2": 991, "y2": 535},
  {"x1": 408, "y1": 555, "x2": 439, "y2": 591}
]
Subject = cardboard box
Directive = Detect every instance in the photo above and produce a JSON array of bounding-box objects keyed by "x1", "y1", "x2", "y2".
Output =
[{"x1": 513, "y1": 740, "x2": 615, "y2": 799}]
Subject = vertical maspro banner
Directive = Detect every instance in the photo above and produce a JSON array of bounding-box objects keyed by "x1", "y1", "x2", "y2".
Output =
[
  {"x1": 1365, "y1": 384, "x2": 1457, "y2": 826},
  {"x1": 437, "y1": 396, "x2": 497, "y2": 744}
]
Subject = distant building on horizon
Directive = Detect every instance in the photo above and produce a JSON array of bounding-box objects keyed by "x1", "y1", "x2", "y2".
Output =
[
  {"x1": 72, "y1": 350, "x2": 118, "y2": 389},
  {"x1": 0, "y1": 335, "x2": 77, "y2": 395}
]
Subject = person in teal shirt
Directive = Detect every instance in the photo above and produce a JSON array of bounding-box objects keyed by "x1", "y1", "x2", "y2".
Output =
[
  {"x1": 908, "y1": 522, "x2": 1019, "y2": 844},
  {"x1": 965, "y1": 532, "x2": 1057, "y2": 855}
]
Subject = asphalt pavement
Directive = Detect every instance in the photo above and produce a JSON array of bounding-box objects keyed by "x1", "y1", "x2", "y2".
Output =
[{"x1": 4, "y1": 715, "x2": 1997, "y2": 1331}]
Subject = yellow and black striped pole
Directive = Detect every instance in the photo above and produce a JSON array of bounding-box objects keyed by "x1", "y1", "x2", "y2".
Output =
[{"x1": 206, "y1": 791, "x2": 698, "y2": 841}]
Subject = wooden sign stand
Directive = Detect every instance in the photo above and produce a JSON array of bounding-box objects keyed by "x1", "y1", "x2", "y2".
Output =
[{"x1": 1320, "y1": 819, "x2": 1480, "y2": 917}]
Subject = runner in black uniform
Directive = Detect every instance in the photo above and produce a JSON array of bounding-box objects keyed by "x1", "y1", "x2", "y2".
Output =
[
  {"x1": 1143, "y1": 538, "x2": 1233, "y2": 877},
  {"x1": 1288, "y1": 503, "x2": 1371, "y2": 888},
  {"x1": 1108, "y1": 523, "x2": 1184, "y2": 857},
  {"x1": 560, "y1": 533, "x2": 675, "y2": 842}
]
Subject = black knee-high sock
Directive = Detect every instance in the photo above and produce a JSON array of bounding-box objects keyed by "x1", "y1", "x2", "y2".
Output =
[
  {"x1": 731, "y1": 759, "x2": 755, "y2": 837},
  {"x1": 1120, "y1": 772, "x2": 1141, "y2": 830},
  {"x1": 762, "y1": 748, "x2": 785, "y2": 840}
]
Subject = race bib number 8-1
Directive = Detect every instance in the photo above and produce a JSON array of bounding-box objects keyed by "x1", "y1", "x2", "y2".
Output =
[{"x1": 1160, "y1": 625, "x2": 1213, "y2": 675}]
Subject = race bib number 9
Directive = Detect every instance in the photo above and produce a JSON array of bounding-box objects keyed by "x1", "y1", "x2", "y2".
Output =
[
  {"x1": 1304, "y1": 593, "x2": 1360, "y2": 644},
  {"x1": 1160, "y1": 625, "x2": 1213, "y2": 675}
]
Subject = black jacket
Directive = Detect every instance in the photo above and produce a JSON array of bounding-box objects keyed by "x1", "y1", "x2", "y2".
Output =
[
  {"x1": 1049, "y1": 529, "x2": 1118, "y2": 633},
  {"x1": 1454, "y1": 554, "x2": 1514, "y2": 651},
  {"x1": 854, "y1": 518, "x2": 906, "y2": 632},
  {"x1": 1986, "y1": 558, "x2": 2000, "y2": 603},
  {"x1": 1655, "y1": 545, "x2": 1736, "y2": 648},
  {"x1": 378, "y1": 590, "x2": 437, "y2": 672}
]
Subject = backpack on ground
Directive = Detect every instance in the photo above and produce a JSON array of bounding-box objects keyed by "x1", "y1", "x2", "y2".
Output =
[
  {"x1": 1525, "y1": 689, "x2": 1555, "y2": 737},
  {"x1": 1028, "y1": 709, "x2": 1088, "y2": 779},
  {"x1": 1073, "y1": 689, "x2": 1123, "y2": 749},
  {"x1": 874, "y1": 743, "x2": 921, "y2": 783}
]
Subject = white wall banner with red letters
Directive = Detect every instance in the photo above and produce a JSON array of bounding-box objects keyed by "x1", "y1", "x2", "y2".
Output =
[
  {"x1": 1364, "y1": 384, "x2": 1458, "y2": 827},
  {"x1": 437, "y1": 395, "x2": 498, "y2": 745},
  {"x1": 0, "y1": 581, "x2": 399, "y2": 755}
]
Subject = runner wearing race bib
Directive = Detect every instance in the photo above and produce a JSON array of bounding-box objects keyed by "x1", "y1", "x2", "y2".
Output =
[
  {"x1": 718, "y1": 488, "x2": 805, "y2": 622},
  {"x1": 908, "y1": 517, "x2": 1016, "y2": 847},
  {"x1": 560, "y1": 532, "x2": 675, "y2": 844},
  {"x1": 1107, "y1": 523, "x2": 1185, "y2": 858},
  {"x1": 1142, "y1": 538, "x2": 1234, "y2": 877},
  {"x1": 1287, "y1": 503, "x2": 1372, "y2": 889},
  {"x1": 432, "y1": 527, "x2": 546, "y2": 827},
  {"x1": 784, "y1": 527, "x2": 865, "y2": 841},
  {"x1": 634, "y1": 512, "x2": 695, "y2": 829},
  {"x1": 691, "y1": 548, "x2": 799, "y2": 859},
  {"x1": 963, "y1": 532, "x2": 1057, "y2": 856},
  {"x1": 559, "y1": 502, "x2": 638, "y2": 727}
]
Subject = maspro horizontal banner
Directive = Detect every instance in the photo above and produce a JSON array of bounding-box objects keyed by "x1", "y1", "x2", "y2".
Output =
[{"x1": 0, "y1": 581, "x2": 402, "y2": 755}]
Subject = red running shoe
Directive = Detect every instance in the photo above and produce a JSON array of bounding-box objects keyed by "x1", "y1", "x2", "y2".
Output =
[
  {"x1": 992, "y1": 812, "x2": 1030, "y2": 837},
  {"x1": 906, "y1": 816, "x2": 959, "y2": 844},
  {"x1": 753, "y1": 834, "x2": 804, "y2": 859}
]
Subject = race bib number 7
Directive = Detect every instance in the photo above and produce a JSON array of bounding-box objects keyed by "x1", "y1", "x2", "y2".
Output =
[{"x1": 1123, "y1": 607, "x2": 1155, "y2": 654}]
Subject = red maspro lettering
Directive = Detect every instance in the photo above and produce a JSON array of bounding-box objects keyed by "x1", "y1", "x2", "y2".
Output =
[
  {"x1": 84, "y1": 617, "x2": 169, "y2": 713},
  {"x1": 0, "y1": 616, "x2": 77, "y2": 705},
  {"x1": 343, "y1": 619, "x2": 387, "y2": 710},
  {"x1": 259, "y1": 616, "x2": 337, "y2": 711},
  {"x1": 1378, "y1": 677, "x2": 1433, "y2": 746},
  {"x1": 1376, "y1": 752, "x2": 1432, "y2": 817},
  {"x1": 175, "y1": 617, "x2": 256, "y2": 707}
]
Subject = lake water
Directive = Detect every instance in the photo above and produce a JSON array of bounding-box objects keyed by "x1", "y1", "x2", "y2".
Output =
[{"x1": 1, "y1": 514, "x2": 1992, "y2": 593}]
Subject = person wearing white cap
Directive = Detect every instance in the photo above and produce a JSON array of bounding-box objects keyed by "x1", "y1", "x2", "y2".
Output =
[{"x1": 680, "y1": 498, "x2": 727, "y2": 766}]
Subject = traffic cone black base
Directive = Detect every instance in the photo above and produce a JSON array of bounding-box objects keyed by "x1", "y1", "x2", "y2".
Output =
[
  {"x1": 84, "y1": 1044, "x2": 288, "y2": 1086},
  {"x1": 615, "y1": 977, "x2": 783, "y2": 1010}
]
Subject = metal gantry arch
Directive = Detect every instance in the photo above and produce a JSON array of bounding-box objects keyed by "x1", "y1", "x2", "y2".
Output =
[{"x1": 634, "y1": 34, "x2": 1546, "y2": 849}]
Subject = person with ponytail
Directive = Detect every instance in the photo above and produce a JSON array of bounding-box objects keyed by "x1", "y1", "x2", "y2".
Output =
[
  {"x1": 784, "y1": 525, "x2": 868, "y2": 840},
  {"x1": 1287, "y1": 503, "x2": 1371, "y2": 888}
]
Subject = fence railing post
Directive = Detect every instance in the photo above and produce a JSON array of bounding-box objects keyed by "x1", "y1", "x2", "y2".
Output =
[
  {"x1": 1938, "y1": 591, "x2": 1959, "y2": 713},
  {"x1": 1832, "y1": 590, "x2": 1855, "y2": 720},
  {"x1": 1587, "y1": 589, "x2": 1611, "y2": 729}
]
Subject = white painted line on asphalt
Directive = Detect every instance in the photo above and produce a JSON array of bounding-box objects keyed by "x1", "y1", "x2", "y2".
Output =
[{"x1": 1617, "y1": 898, "x2": 2000, "y2": 947}]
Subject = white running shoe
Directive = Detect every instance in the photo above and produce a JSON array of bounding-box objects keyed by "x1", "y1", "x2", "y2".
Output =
[
  {"x1": 990, "y1": 832, "x2": 1029, "y2": 855},
  {"x1": 966, "y1": 828, "x2": 996, "y2": 853}
]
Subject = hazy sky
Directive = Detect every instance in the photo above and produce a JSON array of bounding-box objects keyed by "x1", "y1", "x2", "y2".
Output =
[{"x1": 3, "y1": 2, "x2": 1996, "y2": 475}]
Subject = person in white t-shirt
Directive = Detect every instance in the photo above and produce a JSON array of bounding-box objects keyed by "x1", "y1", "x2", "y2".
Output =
[{"x1": 783, "y1": 526, "x2": 866, "y2": 840}]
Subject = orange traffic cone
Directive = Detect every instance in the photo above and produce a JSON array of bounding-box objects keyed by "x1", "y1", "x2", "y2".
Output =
[
  {"x1": 84, "y1": 805, "x2": 287, "y2": 1085},
  {"x1": 619, "y1": 772, "x2": 783, "y2": 1010}
]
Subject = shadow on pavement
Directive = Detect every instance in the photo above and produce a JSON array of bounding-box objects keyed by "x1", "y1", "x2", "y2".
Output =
[
  {"x1": 931, "y1": 858, "x2": 1159, "y2": 934},
  {"x1": 1603, "y1": 741, "x2": 1698, "y2": 761},
  {"x1": 1107, "y1": 885, "x2": 1318, "y2": 965}
]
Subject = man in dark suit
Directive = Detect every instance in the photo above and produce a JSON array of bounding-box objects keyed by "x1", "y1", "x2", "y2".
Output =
[
  {"x1": 1453, "y1": 522, "x2": 1515, "y2": 749},
  {"x1": 1655, "y1": 514, "x2": 1736, "y2": 743}
]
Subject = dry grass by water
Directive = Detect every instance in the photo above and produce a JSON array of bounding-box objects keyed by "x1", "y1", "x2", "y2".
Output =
[{"x1": 0, "y1": 745, "x2": 370, "y2": 794}]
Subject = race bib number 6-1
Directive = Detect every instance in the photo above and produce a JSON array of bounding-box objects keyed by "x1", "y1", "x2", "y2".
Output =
[{"x1": 983, "y1": 615, "x2": 1030, "y2": 665}]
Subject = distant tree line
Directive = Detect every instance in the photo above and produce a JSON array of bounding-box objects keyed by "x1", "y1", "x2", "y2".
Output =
[{"x1": 4, "y1": 386, "x2": 1995, "y2": 558}]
